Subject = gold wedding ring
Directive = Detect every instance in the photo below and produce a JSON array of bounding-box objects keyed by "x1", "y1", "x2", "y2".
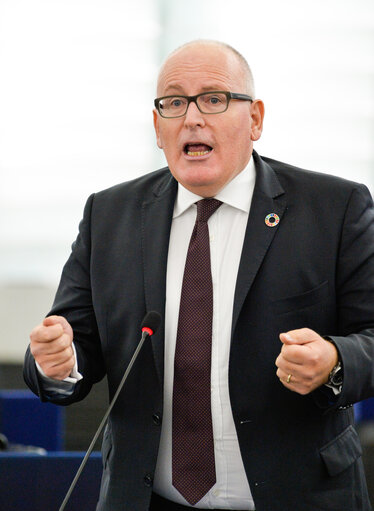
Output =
[{"x1": 286, "y1": 374, "x2": 292, "y2": 384}]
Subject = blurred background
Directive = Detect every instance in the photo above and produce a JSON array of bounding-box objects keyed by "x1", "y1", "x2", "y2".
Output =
[
  {"x1": 1, "y1": 0, "x2": 373, "y2": 361},
  {"x1": 0, "y1": 0, "x2": 373, "y2": 497}
]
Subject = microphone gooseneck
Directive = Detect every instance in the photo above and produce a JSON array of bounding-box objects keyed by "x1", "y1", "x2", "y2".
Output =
[{"x1": 58, "y1": 311, "x2": 161, "y2": 511}]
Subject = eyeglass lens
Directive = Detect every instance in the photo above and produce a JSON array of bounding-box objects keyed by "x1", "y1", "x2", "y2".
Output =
[{"x1": 159, "y1": 92, "x2": 228, "y2": 117}]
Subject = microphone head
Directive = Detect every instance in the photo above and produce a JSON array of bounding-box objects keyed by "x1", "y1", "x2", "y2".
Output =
[{"x1": 141, "y1": 311, "x2": 162, "y2": 336}]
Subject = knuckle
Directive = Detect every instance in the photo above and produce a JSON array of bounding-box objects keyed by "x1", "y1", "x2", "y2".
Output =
[
  {"x1": 298, "y1": 388, "x2": 309, "y2": 395},
  {"x1": 30, "y1": 325, "x2": 43, "y2": 343},
  {"x1": 301, "y1": 327, "x2": 313, "y2": 336},
  {"x1": 64, "y1": 347, "x2": 74, "y2": 361},
  {"x1": 304, "y1": 380, "x2": 314, "y2": 392},
  {"x1": 303, "y1": 374, "x2": 313, "y2": 389},
  {"x1": 302, "y1": 369, "x2": 315, "y2": 383},
  {"x1": 62, "y1": 333, "x2": 73, "y2": 348},
  {"x1": 280, "y1": 345, "x2": 288, "y2": 357},
  {"x1": 30, "y1": 345, "x2": 37, "y2": 358},
  {"x1": 309, "y1": 353, "x2": 320, "y2": 366},
  {"x1": 288, "y1": 346, "x2": 297, "y2": 357},
  {"x1": 30, "y1": 344, "x2": 41, "y2": 358},
  {"x1": 43, "y1": 366, "x2": 56, "y2": 379},
  {"x1": 303, "y1": 369, "x2": 313, "y2": 380}
]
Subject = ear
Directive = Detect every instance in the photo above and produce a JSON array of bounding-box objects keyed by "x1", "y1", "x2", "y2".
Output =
[
  {"x1": 153, "y1": 109, "x2": 163, "y2": 149},
  {"x1": 250, "y1": 100, "x2": 265, "y2": 141}
]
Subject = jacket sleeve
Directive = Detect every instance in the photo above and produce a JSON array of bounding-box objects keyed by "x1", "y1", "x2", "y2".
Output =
[
  {"x1": 317, "y1": 183, "x2": 374, "y2": 409},
  {"x1": 23, "y1": 193, "x2": 106, "y2": 405}
]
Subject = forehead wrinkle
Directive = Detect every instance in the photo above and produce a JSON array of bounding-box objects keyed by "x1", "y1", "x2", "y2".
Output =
[{"x1": 159, "y1": 65, "x2": 242, "y2": 96}]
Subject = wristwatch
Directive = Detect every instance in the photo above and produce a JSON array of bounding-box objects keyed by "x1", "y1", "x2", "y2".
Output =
[
  {"x1": 324, "y1": 336, "x2": 343, "y2": 392},
  {"x1": 327, "y1": 361, "x2": 343, "y2": 388}
]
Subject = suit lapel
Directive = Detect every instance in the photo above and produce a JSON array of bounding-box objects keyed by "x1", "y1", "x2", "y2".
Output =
[
  {"x1": 231, "y1": 152, "x2": 287, "y2": 335},
  {"x1": 141, "y1": 170, "x2": 177, "y2": 383}
]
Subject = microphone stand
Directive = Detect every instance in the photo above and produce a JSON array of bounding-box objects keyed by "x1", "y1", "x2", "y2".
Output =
[{"x1": 59, "y1": 328, "x2": 150, "y2": 511}]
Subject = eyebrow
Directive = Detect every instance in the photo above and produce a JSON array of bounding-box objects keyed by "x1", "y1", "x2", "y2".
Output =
[{"x1": 163, "y1": 84, "x2": 184, "y2": 94}]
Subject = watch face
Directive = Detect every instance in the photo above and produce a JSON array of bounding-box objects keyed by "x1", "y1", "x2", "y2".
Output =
[
  {"x1": 329, "y1": 363, "x2": 343, "y2": 386},
  {"x1": 331, "y1": 373, "x2": 343, "y2": 386}
]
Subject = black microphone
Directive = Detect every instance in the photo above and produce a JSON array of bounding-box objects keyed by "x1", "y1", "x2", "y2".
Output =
[
  {"x1": 59, "y1": 311, "x2": 162, "y2": 511},
  {"x1": 140, "y1": 310, "x2": 162, "y2": 337}
]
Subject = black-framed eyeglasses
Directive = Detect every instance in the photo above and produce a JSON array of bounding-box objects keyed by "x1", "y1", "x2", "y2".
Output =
[{"x1": 154, "y1": 91, "x2": 253, "y2": 118}]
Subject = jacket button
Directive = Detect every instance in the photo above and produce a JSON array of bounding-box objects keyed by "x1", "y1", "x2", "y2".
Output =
[
  {"x1": 144, "y1": 474, "x2": 153, "y2": 487},
  {"x1": 152, "y1": 413, "x2": 162, "y2": 426}
]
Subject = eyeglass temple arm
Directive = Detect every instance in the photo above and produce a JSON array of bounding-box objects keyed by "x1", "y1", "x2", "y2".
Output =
[{"x1": 230, "y1": 92, "x2": 253, "y2": 102}]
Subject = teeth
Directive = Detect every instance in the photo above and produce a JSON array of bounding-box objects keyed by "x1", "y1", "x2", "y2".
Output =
[{"x1": 187, "y1": 150, "x2": 210, "y2": 156}]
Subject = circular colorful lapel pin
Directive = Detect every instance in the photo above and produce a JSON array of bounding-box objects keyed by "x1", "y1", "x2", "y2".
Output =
[{"x1": 265, "y1": 213, "x2": 280, "y2": 227}]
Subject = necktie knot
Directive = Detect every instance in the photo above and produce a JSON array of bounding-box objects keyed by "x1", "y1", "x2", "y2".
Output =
[{"x1": 196, "y1": 198, "x2": 222, "y2": 223}]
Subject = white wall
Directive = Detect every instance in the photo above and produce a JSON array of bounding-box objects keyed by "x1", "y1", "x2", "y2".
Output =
[
  {"x1": 157, "y1": 0, "x2": 374, "y2": 188},
  {"x1": 0, "y1": 0, "x2": 161, "y2": 361},
  {"x1": 0, "y1": 0, "x2": 160, "y2": 285},
  {"x1": 1, "y1": 0, "x2": 373, "y2": 361}
]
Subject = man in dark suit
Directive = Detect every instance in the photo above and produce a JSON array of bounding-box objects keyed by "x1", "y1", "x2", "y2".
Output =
[{"x1": 24, "y1": 40, "x2": 374, "y2": 510}]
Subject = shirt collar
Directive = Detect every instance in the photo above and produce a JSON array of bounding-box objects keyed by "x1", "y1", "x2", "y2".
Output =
[{"x1": 173, "y1": 156, "x2": 256, "y2": 219}]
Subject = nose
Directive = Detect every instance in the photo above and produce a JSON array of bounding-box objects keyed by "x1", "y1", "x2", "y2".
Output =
[{"x1": 184, "y1": 100, "x2": 206, "y2": 128}]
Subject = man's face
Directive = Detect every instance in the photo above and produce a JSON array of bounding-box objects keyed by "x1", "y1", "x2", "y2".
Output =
[{"x1": 153, "y1": 44, "x2": 264, "y2": 197}]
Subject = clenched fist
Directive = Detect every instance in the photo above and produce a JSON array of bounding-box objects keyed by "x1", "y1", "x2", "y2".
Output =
[
  {"x1": 275, "y1": 328, "x2": 339, "y2": 395},
  {"x1": 30, "y1": 315, "x2": 74, "y2": 381}
]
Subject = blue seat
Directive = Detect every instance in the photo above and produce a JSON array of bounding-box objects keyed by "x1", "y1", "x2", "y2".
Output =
[
  {"x1": 0, "y1": 451, "x2": 102, "y2": 511},
  {"x1": 355, "y1": 397, "x2": 374, "y2": 422},
  {"x1": 0, "y1": 389, "x2": 64, "y2": 450}
]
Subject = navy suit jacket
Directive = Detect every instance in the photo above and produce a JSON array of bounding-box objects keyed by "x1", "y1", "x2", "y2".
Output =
[{"x1": 24, "y1": 152, "x2": 374, "y2": 510}]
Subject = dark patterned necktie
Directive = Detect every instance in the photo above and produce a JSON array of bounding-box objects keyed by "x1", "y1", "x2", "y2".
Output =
[{"x1": 172, "y1": 198, "x2": 222, "y2": 506}]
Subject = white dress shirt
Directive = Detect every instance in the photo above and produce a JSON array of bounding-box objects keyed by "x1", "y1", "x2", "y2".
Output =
[{"x1": 153, "y1": 158, "x2": 256, "y2": 509}]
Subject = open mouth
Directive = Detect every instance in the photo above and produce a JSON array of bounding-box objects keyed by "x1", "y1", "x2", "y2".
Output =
[{"x1": 183, "y1": 143, "x2": 213, "y2": 157}]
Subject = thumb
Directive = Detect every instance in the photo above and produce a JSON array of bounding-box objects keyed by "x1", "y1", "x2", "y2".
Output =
[
  {"x1": 279, "y1": 328, "x2": 317, "y2": 346},
  {"x1": 43, "y1": 315, "x2": 72, "y2": 336},
  {"x1": 279, "y1": 332, "x2": 299, "y2": 345}
]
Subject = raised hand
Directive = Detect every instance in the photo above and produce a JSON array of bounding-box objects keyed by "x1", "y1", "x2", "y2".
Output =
[
  {"x1": 30, "y1": 315, "x2": 75, "y2": 380},
  {"x1": 275, "y1": 328, "x2": 338, "y2": 395}
]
